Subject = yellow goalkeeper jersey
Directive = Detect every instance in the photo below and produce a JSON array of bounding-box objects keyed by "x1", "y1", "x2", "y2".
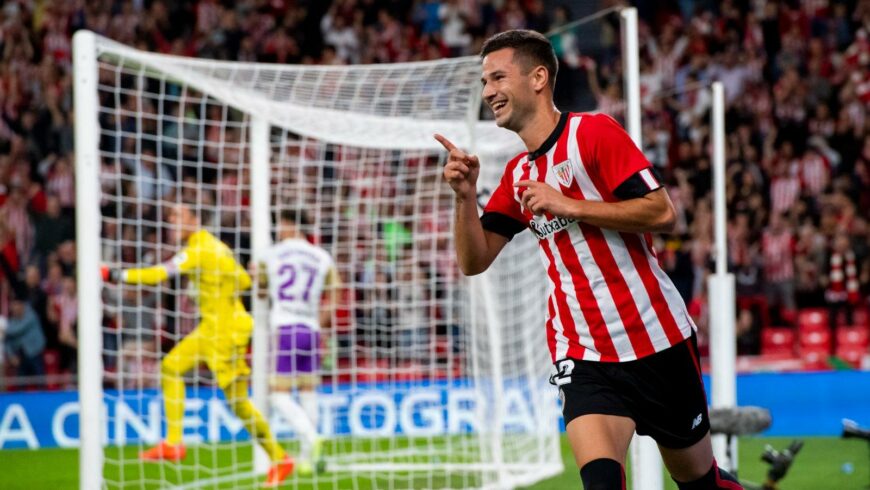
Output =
[{"x1": 123, "y1": 229, "x2": 253, "y2": 340}]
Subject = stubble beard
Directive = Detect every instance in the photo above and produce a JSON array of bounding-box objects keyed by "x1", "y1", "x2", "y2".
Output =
[{"x1": 498, "y1": 99, "x2": 531, "y2": 135}]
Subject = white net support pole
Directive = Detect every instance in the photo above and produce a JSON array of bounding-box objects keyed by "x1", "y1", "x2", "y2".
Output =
[
  {"x1": 620, "y1": 7, "x2": 642, "y2": 147},
  {"x1": 249, "y1": 116, "x2": 272, "y2": 474},
  {"x1": 708, "y1": 81, "x2": 737, "y2": 471},
  {"x1": 73, "y1": 29, "x2": 105, "y2": 490},
  {"x1": 621, "y1": 7, "x2": 665, "y2": 489},
  {"x1": 710, "y1": 83, "x2": 728, "y2": 280}
]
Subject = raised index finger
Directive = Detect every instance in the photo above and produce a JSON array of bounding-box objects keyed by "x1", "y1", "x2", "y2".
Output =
[
  {"x1": 433, "y1": 134, "x2": 458, "y2": 152},
  {"x1": 513, "y1": 180, "x2": 539, "y2": 188}
]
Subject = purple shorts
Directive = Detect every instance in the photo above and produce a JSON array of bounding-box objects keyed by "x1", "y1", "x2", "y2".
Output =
[{"x1": 274, "y1": 324, "x2": 321, "y2": 375}]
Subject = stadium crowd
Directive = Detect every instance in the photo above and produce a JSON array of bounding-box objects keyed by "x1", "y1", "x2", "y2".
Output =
[{"x1": 0, "y1": 0, "x2": 868, "y2": 390}]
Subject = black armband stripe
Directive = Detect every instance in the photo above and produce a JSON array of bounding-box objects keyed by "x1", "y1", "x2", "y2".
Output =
[
  {"x1": 613, "y1": 167, "x2": 663, "y2": 200},
  {"x1": 480, "y1": 212, "x2": 526, "y2": 240}
]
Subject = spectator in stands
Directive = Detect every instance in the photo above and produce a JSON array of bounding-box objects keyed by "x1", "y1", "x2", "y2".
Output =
[
  {"x1": 47, "y1": 276, "x2": 77, "y2": 374},
  {"x1": 32, "y1": 195, "x2": 74, "y2": 267},
  {"x1": 414, "y1": 0, "x2": 443, "y2": 36},
  {"x1": 768, "y1": 142, "x2": 801, "y2": 216},
  {"x1": 763, "y1": 213, "x2": 797, "y2": 324},
  {"x1": 823, "y1": 231, "x2": 861, "y2": 330},
  {"x1": 395, "y1": 262, "x2": 429, "y2": 363},
  {"x1": 0, "y1": 221, "x2": 20, "y2": 285},
  {"x1": 44, "y1": 156, "x2": 75, "y2": 211},
  {"x1": 4, "y1": 296, "x2": 46, "y2": 388},
  {"x1": 439, "y1": 0, "x2": 472, "y2": 57},
  {"x1": 793, "y1": 222, "x2": 826, "y2": 306},
  {"x1": 0, "y1": 183, "x2": 35, "y2": 262},
  {"x1": 119, "y1": 338, "x2": 160, "y2": 390},
  {"x1": 1, "y1": 253, "x2": 46, "y2": 388},
  {"x1": 321, "y1": 4, "x2": 360, "y2": 64}
]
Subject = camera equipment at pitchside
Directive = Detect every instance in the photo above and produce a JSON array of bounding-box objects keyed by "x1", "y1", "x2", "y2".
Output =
[{"x1": 843, "y1": 419, "x2": 870, "y2": 489}]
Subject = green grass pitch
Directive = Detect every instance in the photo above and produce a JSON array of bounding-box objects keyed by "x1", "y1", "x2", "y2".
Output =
[{"x1": 0, "y1": 436, "x2": 868, "y2": 489}]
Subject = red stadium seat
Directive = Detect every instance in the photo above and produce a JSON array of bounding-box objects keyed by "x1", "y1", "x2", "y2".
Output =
[
  {"x1": 836, "y1": 325, "x2": 870, "y2": 348},
  {"x1": 797, "y1": 308, "x2": 829, "y2": 330},
  {"x1": 761, "y1": 327, "x2": 795, "y2": 357},
  {"x1": 798, "y1": 322, "x2": 832, "y2": 369},
  {"x1": 835, "y1": 344, "x2": 867, "y2": 368},
  {"x1": 799, "y1": 324, "x2": 832, "y2": 370},
  {"x1": 835, "y1": 325, "x2": 869, "y2": 368},
  {"x1": 801, "y1": 348, "x2": 831, "y2": 370},
  {"x1": 799, "y1": 325, "x2": 831, "y2": 348}
]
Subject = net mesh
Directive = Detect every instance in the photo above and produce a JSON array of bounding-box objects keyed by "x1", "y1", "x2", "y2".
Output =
[{"x1": 87, "y1": 31, "x2": 565, "y2": 489}]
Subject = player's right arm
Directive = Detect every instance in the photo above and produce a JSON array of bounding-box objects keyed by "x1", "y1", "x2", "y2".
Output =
[{"x1": 435, "y1": 134, "x2": 509, "y2": 276}]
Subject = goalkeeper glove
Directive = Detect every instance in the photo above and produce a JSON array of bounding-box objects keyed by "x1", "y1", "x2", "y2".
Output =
[{"x1": 100, "y1": 265, "x2": 122, "y2": 283}]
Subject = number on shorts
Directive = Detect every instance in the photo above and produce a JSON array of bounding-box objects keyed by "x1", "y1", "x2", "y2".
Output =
[{"x1": 550, "y1": 359, "x2": 575, "y2": 386}]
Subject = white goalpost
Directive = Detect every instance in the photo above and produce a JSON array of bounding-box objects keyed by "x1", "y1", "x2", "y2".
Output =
[
  {"x1": 74, "y1": 28, "x2": 561, "y2": 489},
  {"x1": 73, "y1": 29, "x2": 104, "y2": 490}
]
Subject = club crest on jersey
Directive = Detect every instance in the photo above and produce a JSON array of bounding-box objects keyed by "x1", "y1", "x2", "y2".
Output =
[{"x1": 552, "y1": 160, "x2": 574, "y2": 187}]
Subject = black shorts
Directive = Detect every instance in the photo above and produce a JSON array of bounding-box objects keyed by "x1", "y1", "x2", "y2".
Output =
[{"x1": 553, "y1": 335, "x2": 710, "y2": 449}]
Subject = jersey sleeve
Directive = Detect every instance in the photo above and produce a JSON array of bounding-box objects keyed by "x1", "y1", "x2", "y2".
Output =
[
  {"x1": 481, "y1": 165, "x2": 527, "y2": 240},
  {"x1": 579, "y1": 113, "x2": 661, "y2": 199},
  {"x1": 122, "y1": 245, "x2": 201, "y2": 285}
]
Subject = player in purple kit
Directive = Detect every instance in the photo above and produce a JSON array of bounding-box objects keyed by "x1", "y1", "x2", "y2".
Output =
[{"x1": 256, "y1": 210, "x2": 339, "y2": 476}]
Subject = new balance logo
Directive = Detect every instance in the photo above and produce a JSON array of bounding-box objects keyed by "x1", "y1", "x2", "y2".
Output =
[
  {"x1": 691, "y1": 413, "x2": 703, "y2": 430},
  {"x1": 529, "y1": 216, "x2": 576, "y2": 239}
]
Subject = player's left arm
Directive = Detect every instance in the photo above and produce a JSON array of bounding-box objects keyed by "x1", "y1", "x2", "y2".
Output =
[
  {"x1": 515, "y1": 113, "x2": 675, "y2": 234},
  {"x1": 319, "y1": 265, "x2": 341, "y2": 329}
]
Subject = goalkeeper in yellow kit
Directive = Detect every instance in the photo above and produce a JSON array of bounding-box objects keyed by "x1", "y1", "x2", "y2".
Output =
[{"x1": 103, "y1": 203, "x2": 293, "y2": 487}]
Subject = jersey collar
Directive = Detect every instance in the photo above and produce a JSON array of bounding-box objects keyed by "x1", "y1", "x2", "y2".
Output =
[{"x1": 526, "y1": 111, "x2": 568, "y2": 162}]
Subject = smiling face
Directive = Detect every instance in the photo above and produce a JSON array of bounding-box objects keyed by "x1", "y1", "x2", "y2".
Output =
[{"x1": 481, "y1": 48, "x2": 546, "y2": 133}]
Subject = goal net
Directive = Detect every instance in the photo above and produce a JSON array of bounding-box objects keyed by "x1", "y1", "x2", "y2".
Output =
[{"x1": 74, "y1": 30, "x2": 561, "y2": 489}]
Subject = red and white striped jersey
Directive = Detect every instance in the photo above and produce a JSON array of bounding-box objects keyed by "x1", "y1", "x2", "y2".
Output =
[
  {"x1": 799, "y1": 151, "x2": 829, "y2": 196},
  {"x1": 482, "y1": 112, "x2": 695, "y2": 363},
  {"x1": 770, "y1": 175, "x2": 800, "y2": 214},
  {"x1": 762, "y1": 230, "x2": 795, "y2": 282}
]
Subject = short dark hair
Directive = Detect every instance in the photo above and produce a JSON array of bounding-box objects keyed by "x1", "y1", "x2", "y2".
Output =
[
  {"x1": 279, "y1": 208, "x2": 309, "y2": 226},
  {"x1": 480, "y1": 30, "x2": 558, "y2": 92}
]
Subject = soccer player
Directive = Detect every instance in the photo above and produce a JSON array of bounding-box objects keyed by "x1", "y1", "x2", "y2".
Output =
[
  {"x1": 255, "y1": 210, "x2": 338, "y2": 475},
  {"x1": 435, "y1": 30, "x2": 743, "y2": 490},
  {"x1": 103, "y1": 203, "x2": 294, "y2": 487}
]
